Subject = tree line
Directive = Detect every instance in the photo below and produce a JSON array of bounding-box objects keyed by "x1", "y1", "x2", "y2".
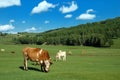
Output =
[{"x1": 14, "y1": 17, "x2": 120, "y2": 47}]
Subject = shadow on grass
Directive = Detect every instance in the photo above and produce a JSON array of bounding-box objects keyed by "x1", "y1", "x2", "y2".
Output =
[{"x1": 19, "y1": 66, "x2": 41, "y2": 72}]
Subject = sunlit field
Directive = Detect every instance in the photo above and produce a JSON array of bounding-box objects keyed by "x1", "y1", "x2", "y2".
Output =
[
  {"x1": 0, "y1": 44, "x2": 120, "y2": 80},
  {"x1": 0, "y1": 0, "x2": 120, "y2": 80}
]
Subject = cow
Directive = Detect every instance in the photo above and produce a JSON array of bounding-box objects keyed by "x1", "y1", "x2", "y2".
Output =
[
  {"x1": 22, "y1": 47, "x2": 52, "y2": 72},
  {"x1": 68, "y1": 51, "x2": 72, "y2": 55},
  {"x1": 1, "y1": 49, "x2": 5, "y2": 52},
  {"x1": 0, "y1": 49, "x2": 5, "y2": 52},
  {"x1": 55, "y1": 50, "x2": 66, "y2": 61}
]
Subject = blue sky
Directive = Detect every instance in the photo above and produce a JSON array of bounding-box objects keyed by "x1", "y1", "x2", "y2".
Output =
[{"x1": 0, "y1": 0, "x2": 120, "y2": 33}]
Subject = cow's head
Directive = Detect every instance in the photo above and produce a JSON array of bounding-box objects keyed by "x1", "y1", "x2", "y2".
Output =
[{"x1": 43, "y1": 60, "x2": 53, "y2": 72}]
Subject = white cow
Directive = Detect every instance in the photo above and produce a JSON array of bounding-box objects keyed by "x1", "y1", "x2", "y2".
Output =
[
  {"x1": 55, "y1": 50, "x2": 66, "y2": 61},
  {"x1": 1, "y1": 49, "x2": 5, "y2": 52}
]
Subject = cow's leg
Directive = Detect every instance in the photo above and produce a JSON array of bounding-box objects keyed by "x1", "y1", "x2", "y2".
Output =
[
  {"x1": 63, "y1": 55, "x2": 66, "y2": 61},
  {"x1": 41, "y1": 64, "x2": 46, "y2": 72},
  {"x1": 40, "y1": 60, "x2": 45, "y2": 72},
  {"x1": 40, "y1": 64, "x2": 44, "y2": 72},
  {"x1": 59, "y1": 56, "x2": 61, "y2": 60},
  {"x1": 55, "y1": 56, "x2": 58, "y2": 61},
  {"x1": 24, "y1": 57, "x2": 28, "y2": 70},
  {"x1": 34, "y1": 62, "x2": 39, "y2": 65}
]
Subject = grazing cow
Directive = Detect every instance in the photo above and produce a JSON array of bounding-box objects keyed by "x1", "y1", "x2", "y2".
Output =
[
  {"x1": 55, "y1": 50, "x2": 66, "y2": 61},
  {"x1": 22, "y1": 47, "x2": 52, "y2": 72},
  {"x1": 1, "y1": 49, "x2": 5, "y2": 52},
  {"x1": 68, "y1": 51, "x2": 72, "y2": 55}
]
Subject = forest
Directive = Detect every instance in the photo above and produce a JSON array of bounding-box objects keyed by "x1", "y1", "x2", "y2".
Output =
[{"x1": 10, "y1": 17, "x2": 120, "y2": 47}]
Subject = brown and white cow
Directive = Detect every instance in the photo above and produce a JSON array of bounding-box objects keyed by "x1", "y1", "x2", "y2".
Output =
[{"x1": 22, "y1": 47, "x2": 52, "y2": 72}]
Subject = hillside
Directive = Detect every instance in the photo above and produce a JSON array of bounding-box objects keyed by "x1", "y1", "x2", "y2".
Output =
[
  {"x1": 1, "y1": 17, "x2": 120, "y2": 47},
  {"x1": 36, "y1": 17, "x2": 120, "y2": 47}
]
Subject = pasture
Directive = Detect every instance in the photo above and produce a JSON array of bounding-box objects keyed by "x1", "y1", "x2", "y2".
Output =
[{"x1": 0, "y1": 44, "x2": 120, "y2": 80}]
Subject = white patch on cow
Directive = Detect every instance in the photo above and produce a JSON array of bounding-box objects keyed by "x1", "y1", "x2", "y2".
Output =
[
  {"x1": 36, "y1": 49, "x2": 43, "y2": 58},
  {"x1": 39, "y1": 49, "x2": 43, "y2": 55},
  {"x1": 44, "y1": 60, "x2": 50, "y2": 71},
  {"x1": 40, "y1": 60, "x2": 43, "y2": 64}
]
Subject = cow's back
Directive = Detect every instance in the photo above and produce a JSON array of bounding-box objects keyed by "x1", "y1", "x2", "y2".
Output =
[
  {"x1": 39, "y1": 50, "x2": 50, "y2": 61},
  {"x1": 22, "y1": 47, "x2": 41, "y2": 61},
  {"x1": 23, "y1": 47, "x2": 50, "y2": 62}
]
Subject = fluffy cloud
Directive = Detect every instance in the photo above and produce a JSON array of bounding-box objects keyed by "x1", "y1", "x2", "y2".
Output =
[
  {"x1": 64, "y1": 14, "x2": 72, "y2": 18},
  {"x1": 76, "y1": 9, "x2": 96, "y2": 20},
  {"x1": 0, "y1": 24, "x2": 15, "y2": 31},
  {"x1": 31, "y1": 0, "x2": 56, "y2": 14},
  {"x1": 86, "y1": 9, "x2": 94, "y2": 14},
  {"x1": 59, "y1": 1, "x2": 78, "y2": 13},
  {"x1": 25, "y1": 27, "x2": 37, "y2": 32},
  {"x1": 0, "y1": 0, "x2": 21, "y2": 8}
]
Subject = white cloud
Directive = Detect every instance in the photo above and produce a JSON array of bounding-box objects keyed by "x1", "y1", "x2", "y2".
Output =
[
  {"x1": 0, "y1": 0, "x2": 21, "y2": 8},
  {"x1": 0, "y1": 24, "x2": 15, "y2": 31},
  {"x1": 31, "y1": 0, "x2": 56, "y2": 14},
  {"x1": 76, "y1": 14, "x2": 96, "y2": 20},
  {"x1": 44, "y1": 20, "x2": 50, "y2": 24},
  {"x1": 25, "y1": 27, "x2": 37, "y2": 32},
  {"x1": 64, "y1": 14, "x2": 72, "y2": 18},
  {"x1": 76, "y1": 9, "x2": 96, "y2": 20},
  {"x1": 59, "y1": 1, "x2": 78, "y2": 13},
  {"x1": 86, "y1": 9, "x2": 94, "y2": 14}
]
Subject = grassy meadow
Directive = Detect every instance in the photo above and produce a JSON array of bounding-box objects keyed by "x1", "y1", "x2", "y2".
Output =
[{"x1": 0, "y1": 38, "x2": 120, "y2": 80}]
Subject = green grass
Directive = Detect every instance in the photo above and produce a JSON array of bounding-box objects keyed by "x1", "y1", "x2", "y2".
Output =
[{"x1": 0, "y1": 44, "x2": 120, "y2": 80}]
